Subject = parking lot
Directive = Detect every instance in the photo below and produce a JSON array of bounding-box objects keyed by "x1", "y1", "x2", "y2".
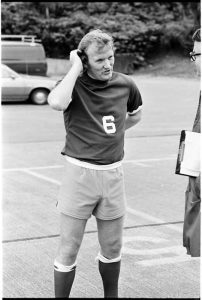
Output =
[{"x1": 2, "y1": 75, "x2": 201, "y2": 298}]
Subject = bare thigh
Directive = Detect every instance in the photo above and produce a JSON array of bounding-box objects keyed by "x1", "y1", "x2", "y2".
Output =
[
  {"x1": 56, "y1": 213, "x2": 87, "y2": 265},
  {"x1": 96, "y1": 216, "x2": 124, "y2": 259}
]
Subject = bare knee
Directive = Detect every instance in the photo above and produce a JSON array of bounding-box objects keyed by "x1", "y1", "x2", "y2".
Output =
[
  {"x1": 56, "y1": 236, "x2": 81, "y2": 265},
  {"x1": 97, "y1": 217, "x2": 124, "y2": 259},
  {"x1": 56, "y1": 214, "x2": 87, "y2": 265},
  {"x1": 101, "y1": 238, "x2": 122, "y2": 259}
]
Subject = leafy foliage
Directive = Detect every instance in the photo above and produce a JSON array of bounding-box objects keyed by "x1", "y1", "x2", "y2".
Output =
[{"x1": 1, "y1": 1, "x2": 200, "y2": 67}]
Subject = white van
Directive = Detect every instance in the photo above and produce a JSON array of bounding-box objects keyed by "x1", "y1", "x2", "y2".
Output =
[{"x1": 1, "y1": 35, "x2": 47, "y2": 76}]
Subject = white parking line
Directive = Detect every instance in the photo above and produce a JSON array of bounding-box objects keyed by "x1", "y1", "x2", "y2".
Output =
[
  {"x1": 3, "y1": 165, "x2": 63, "y2": 172},
  {"x1": 123, "y1": 244, "x2": 185, "y2": 256},
  {"x1": 124, "y1": 156, "x2": 176, "y2": 167},
  {"x1": 23, "y1": 169, "x2": 61, "y2": 186},
  {"x1": 3, "y1": 155, "x2": 181, "y2": 232},
  {"x1": 3, "y1": 155, "x2": 176, "y2": 172},
  {"x1": 4, "y1": 155, "x2": 187, "y2": 265},
  {"x1": 136, "y1": 255, "x2": 200, "y2": 267},
  {"x1": 5, "y1": 160, "x2": 182, "y2": 235},
  {"x1": 126, "y1": 207, "x2": 182, "y2": 233},
  {"x1": 124, "y1": 156, "x2": 176, "y2": 164},
  {"x1": 125, "y1": 161, "x2": 149, "y2": 167},
  {"x1": 122, "y1": 236, "x2": 199, "y2": 267}
]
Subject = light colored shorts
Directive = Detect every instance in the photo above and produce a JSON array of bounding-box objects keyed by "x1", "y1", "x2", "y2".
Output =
[{"x1": 56, "y1": 158, "x2": 126, "y2": 220}]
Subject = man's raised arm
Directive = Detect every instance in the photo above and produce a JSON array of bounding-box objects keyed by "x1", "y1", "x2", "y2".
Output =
[{"x1": 48, "y1": 50, "x2": 83, "y2": 111}]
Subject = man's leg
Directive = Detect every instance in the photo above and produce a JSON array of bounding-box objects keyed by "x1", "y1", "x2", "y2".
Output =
[
  {"x1": 96, "y1": 216, "x2": 124, "y2": 298},
  {"x1": 54, "y1": 213, "x2": 87, "y2": 298}
]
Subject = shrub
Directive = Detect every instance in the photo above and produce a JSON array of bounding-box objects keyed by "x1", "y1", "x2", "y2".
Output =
[{"x1": 1, "y1": 2, "x2": 200, "y2": 67}]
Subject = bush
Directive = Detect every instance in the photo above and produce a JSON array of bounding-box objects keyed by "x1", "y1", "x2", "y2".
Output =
[{"x1": 1, "y1": 2, "x2": 200, "y2": 68}]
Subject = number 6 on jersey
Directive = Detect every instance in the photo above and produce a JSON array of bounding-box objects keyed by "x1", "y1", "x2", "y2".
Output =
[{"x1": 102, "y1": 116, "x2": 116, "y2": 134}]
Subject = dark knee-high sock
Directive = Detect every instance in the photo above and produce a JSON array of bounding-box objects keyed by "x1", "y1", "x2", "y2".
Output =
[
  {"x1": 99, "y1": 260, "x2": 121, "y2": 298},
  {"x1": 54, "y1": 262, "x2": 76, "y2": 298}
]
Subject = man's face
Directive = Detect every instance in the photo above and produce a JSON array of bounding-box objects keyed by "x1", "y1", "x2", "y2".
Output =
[
  {"x1": 192, "y1": 41, "x2": 201, "y2": 76},
  {"x1": 86, "y1": 42, "x2": 114, "y2": 81}
]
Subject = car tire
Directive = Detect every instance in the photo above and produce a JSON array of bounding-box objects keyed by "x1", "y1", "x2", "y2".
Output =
[{"x1": 30, "y1": 88, "x2": 49, "y2": 105}]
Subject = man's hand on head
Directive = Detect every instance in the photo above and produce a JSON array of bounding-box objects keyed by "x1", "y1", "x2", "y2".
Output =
[{"x1": 69, "y1": 49, "x2": 83, "y2": 73}]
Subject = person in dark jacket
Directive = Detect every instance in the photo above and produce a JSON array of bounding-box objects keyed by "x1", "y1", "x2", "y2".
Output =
[{"x1": 183, "y1": 28, "x2": 201, "y2": 257}]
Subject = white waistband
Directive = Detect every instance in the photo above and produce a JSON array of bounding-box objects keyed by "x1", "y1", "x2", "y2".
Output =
[{"x1": 65, "y1": 155, "x2": 122, "y2": 170}]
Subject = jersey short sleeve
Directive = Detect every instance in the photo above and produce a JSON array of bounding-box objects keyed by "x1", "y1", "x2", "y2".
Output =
[{"x1": 127, "y1": 78, "x2": 143, "y2": 115}]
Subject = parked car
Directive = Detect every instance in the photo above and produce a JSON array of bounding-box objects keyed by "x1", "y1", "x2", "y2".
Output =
[
  {"x1": 1, "y1": 35, "x2": 48, "y2": 76},
  {"x1": 1, "y1": 64, "x2": 56, "y2": 105}
]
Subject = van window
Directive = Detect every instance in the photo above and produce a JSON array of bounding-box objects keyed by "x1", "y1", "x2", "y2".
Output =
[
  {"x1": 2, "y1": 43, "x2": 46, "y2": 61},
  {"x1": 1, "y1": 41, "x2": 47, "y2": 76}
]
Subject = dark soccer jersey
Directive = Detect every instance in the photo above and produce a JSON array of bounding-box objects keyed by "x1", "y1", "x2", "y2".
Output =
[{"x1": 61, "y1": 71, "x2": 142, "y2": 165}]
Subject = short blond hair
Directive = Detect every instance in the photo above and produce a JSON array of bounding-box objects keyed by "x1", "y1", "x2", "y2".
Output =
[{"x1": 78, "y1": 29, "x2": 114, "y2": 52}]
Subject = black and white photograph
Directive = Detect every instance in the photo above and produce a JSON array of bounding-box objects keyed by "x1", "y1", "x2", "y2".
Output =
[{"x1": 1, "y1": 1, "x2": 201, "y2": 298}]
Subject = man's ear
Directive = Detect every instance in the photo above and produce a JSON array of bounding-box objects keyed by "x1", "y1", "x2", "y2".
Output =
[{"x1": 77, "y1": 49, "x2": 88, "y2": 72}]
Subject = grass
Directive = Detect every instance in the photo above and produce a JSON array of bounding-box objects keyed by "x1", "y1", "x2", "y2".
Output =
[
  {"x1": 47, "y1": 52, "x2": 198, "y2": 79},
  {"x1": 134, "y1": 52, "x2": 197, "y2": 78}
]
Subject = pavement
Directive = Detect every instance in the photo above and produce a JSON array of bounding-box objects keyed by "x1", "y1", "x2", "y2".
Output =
[{"x1": 2, "y1": 75, "x2": 201, "y2": 298}]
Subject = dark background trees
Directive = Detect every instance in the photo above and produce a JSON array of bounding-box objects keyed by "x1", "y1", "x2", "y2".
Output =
[{"x1": 1, "y1": 1, "x2": 201, "y2": 67}]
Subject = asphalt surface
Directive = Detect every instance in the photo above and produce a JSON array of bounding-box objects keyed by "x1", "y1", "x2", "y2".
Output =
[{"x1": 2, "y1": 75, "x2": 201, "y2": 298}]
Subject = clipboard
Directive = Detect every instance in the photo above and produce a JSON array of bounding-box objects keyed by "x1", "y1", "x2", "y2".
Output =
[{"x1": 175, "y1": 130, "x2": 201, "y2": 177}]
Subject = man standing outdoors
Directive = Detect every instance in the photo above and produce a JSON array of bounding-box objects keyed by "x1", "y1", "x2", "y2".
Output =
[
  {"x1": 183, "y1": 28, "x2": 201, "y2": 257},
  {"x1": 48, "y1": 29, "x2": 142, "y2": 298}
]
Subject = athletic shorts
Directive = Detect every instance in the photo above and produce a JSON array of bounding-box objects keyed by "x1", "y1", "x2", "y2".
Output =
[{"x1": 56, "y1": 158, "x2": 126, "y2": 220}]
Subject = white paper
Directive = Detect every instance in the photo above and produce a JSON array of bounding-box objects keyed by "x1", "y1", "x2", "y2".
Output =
[{"x1": 180, "y1": 131, "x2": 201, "y2": 177}]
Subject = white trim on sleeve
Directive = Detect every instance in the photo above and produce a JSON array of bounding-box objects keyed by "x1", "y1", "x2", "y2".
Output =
[{"x1": 128, "y1": 105, "x2": 142, "y2": 116}]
